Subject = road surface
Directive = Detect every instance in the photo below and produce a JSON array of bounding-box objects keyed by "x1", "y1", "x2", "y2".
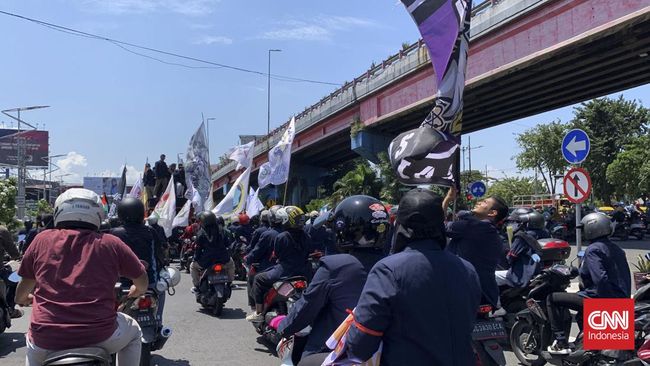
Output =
[{"x1": 1, "y1": 238, "x2": 648, "y2": 365}]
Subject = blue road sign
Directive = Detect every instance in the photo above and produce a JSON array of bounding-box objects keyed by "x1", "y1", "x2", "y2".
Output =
[
  {"x1": 562, "y1": 129, "x2": 590, "y2": 164},
  {"x1": 470, "y1": 181, "x2": 486, "y2": 198}
]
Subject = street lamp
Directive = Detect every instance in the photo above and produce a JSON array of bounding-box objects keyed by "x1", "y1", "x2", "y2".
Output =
[
  {"x1": 267, "y1": 49, "x2": 282, "y2": 137},
  {"x1": 43, "y1": 154, "x2": 66, "y2": 204},
  {"x1": 1, "y1": 105, "x2": 50, "y2": 218}
]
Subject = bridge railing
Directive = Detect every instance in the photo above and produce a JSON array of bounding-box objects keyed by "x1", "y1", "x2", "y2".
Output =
[{"x1": 213, "y1": 0, "x2": 500, "y2": 181}]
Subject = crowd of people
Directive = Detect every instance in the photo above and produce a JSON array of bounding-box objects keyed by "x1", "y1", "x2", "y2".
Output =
[{"x1": 0, "y1": 180, "x2": 635, "y2": 365}]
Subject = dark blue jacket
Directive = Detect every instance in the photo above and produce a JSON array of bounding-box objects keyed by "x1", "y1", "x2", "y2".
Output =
[
  {"x1": 111, "y1": 224, "x2": 158, "y2": 284},
  {"x1": 193, "y1": 227, "x2": 230, "y2": 268},
  {"x1": 304, "y1": 223, "x2": 328, "y2": 253},
  {"x1": 324, "y1": 228, "x2": 338, "y2": 256},
  {"x1": 246, "y1": 226, "x2": 280, "y2": 271},
  {"x1": 274, "y1": 230, "x2": 311, "y2": 278},
  {"x1": 346, "y1": 240, "x2": 481, "y2": 366},
  {"x1": 447, "y1": 212, "x2": 502, "y2": 306},
  {"x1": 278, "y1": 252, "x2": 380, "y2": 357},
  {"x1": 579, "y1": 239, "x2": 631, "y2": 298},
  {"x1": 505, "y1": 229, "x2": 548, "y2": 287},
  {"x1": 247, "y1": 225, "x2": 268, "y2": 253}
]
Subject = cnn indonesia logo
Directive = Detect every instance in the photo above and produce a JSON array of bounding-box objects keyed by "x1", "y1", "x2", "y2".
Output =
[{"x1": 584, "y1": 299, "x2": 634, "y2": 350}]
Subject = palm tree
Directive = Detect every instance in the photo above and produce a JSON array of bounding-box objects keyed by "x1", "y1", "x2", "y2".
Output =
[{"x1": 331, "y1": 162, "x2": 379, "y2": 204}]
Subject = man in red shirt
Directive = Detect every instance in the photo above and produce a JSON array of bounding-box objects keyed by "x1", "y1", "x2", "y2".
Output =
[{"x1": 15, "y1": 188, "x2": 149, "y2": 366}]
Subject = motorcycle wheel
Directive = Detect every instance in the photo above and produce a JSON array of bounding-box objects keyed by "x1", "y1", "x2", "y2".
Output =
[
  {"x1": 140, "y1": 343, "x2": 151, "y2": 366},
  {"x1": 213, "y1": 297, "x2": 224, "y2": 317},
  {"x1": 510, "y1": 320, "x2": 547, "y2": 366}
]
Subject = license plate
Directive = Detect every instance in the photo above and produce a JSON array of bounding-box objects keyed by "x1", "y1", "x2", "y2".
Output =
[
  {"x1": 472, "y1": 320, "x2": 507, "y2": 340},
  {"x1": 136, "y1": 312, "x2": 161, "y2": 327},
  {"x1": 208, "y1": 274, "x2": 228, "y2": 284}
]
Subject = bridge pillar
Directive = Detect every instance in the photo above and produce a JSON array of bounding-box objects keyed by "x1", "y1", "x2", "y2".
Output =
[
  {"x1": 284, "y1": 163, "x2": 329, "y2": 207},
  {"x1": 351, "y1": 130, "x2": 393, "y2": 163}
]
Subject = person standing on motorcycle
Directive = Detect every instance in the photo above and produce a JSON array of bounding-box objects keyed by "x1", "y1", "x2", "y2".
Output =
[
  {"x1": 338, "y1": 188, "x2": 481, "y2": 366},
  {"x1": 443, "y1": 187, "x2": 509, "y2": 307},
  {"x1": 247, "y1": 206, "x2": 312, "y2": 322},
  {"x1": 277, "y1": 196, "x2": 388, "y2": 361},
  {"x1": 191, "y1": 211, "x2": 235, "y2": 292},
  {"x1": 546, "y1": 212, "x2": 631, "y2": 354},
  {"x1": 245, "y1": 207, "x2": 283, "y2": 309},
  {"x1": 495, "y1": 209, "x2": 548, "y2": 288},
  {"x1": 0, "y1": 225, "x2": 21, "y2": 319},
  {"x1": 15, "y1": 188, "x2": 148, "y2": 366}
]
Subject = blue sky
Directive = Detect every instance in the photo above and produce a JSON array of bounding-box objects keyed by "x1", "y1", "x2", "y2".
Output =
[{"x1": 0, "y1": 0, "x2": 648, "y2": 184}]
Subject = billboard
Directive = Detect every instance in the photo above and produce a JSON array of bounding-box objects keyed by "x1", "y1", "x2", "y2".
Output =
[
  {"x1": 83, "y1": 177, "x2": 121, "y2": 196},
  {"x1": 0, "y1": 129, "x2": 49, "y2": 167}
]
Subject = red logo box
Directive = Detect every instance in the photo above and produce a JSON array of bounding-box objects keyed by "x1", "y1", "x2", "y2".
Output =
[{"x1": 583, "y1": 298, "x2": 634, "y2": 350}]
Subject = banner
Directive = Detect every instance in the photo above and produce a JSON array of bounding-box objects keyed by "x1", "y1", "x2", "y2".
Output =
[
  {"x1": 258, "y1": 117, "x2": 295, "y2": 188},
  {"x1": 0, "y1": 129, "x2": 49, "y2": 167},
  {"x1": 213, "y1": 166, "x2": 251, "y2": 216},
  {"x1": 228, "y1": 141, "x2": 255, "y2": 171},
  {"x1": 172, "y1": 200, "x2": 191, "y2": 228},
  {"x1": 245, "y1": 187, "x2": 264, "y2": 218},
  {"x1": 184, "y1": 122, "x2": 211, "y2": 211},
  {"x1": 389, "y1": 0, "x2": 471, "y2": 186},
  {"x1": 151, "y1": 178, "x2": 176, "y2": 237},
  {"x1": 184, "y1": 179, "x2": 202, "y2": 210}
]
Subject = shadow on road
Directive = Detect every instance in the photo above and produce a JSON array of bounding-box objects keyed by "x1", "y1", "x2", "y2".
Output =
[
  {"x1": 254, "y1": 336, "x2": 276, "y2": 356},
  {"x1": 151, "y1": 355, "x2": 191, "y2": 365},
  {"x1": 0, "y1": 332, "x2": 26, "y2": 358},
  {"x1": 195, "y1": 307, "x2": 246, "y2": 320}
]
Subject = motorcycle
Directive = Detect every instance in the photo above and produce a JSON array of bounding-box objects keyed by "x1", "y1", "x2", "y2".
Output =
[
  {"x1": 538, "y1": 238, "x2": 571, "y2": 268},
  {"x1": 611, "y1": 221, "x2": 631, "y2": 241},
  {"x1": 630, "y1": 219, "x2": 646, "y2": 240},
  {"x1": 116, "y1": 286, "x2": 171, "y2": 366},
  {"x1": 251, "y1": 276, "x2": 308, "y2": 346},
  {"x1": 41, "y1": 347, "x2": 113, "y2": 365},
  {"x1": 0, "y1": 260, "x2": 19, "y2": 335},
  {"x1": 229, "y1": 236, "x2": 248, "y2": 281},
  {"x1": 179, "y1": 237, "x2": 196, "y2": 273},
  {"x1": 195, "y1": 262, "x2": 232, "y2": 317},
  {"x1": 473, "y1": 304, "x2": 508, "y2": 365}
]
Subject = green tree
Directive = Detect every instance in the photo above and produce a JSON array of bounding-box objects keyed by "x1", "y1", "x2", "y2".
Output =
[
  {"x1": 377, "y1": 152, "x2": 401, "y2": 204},
  {"x1": 514, "y1": 120, "x2": 568, "y2": 195},
  {"x1": 571, "y1": 96, "x2": 649, "y2": 201},
  {"x1": 606, "y1": 135, "x2": 650, "y2": 200},
  {"x1": 0, "y1": 178, "x2": 17, "y2": 225},
  {"x1": 486, "y1": 176, "x2": 546, "y2": 206},
  {"x1": 27, "y1": 199, "x2": 54, "y2": 218},
  {"x1": 330, "y1": 161, "x2": 380, "y2": 205}
]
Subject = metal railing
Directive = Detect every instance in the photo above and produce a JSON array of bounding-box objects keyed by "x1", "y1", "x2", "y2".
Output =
[{"x1": 213, "y1": 0, "x2": 501, "y2": 181}]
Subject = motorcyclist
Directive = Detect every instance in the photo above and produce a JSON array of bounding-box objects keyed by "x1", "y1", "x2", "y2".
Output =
[
  {"x1": 331, "y1": 188, "x2": 481, "y2": 366},
  {"x1": 247, "y1": 206, "x2": 312, "y2": 322},
  {"x1": 233, "y1": 213, "x2": 254, "y2": 244},
  {"x1": 15, "y1": 188, "x2": 147, "y2": 365},
  {"x1": 546, "y1": 212, "x2": 631, "y2": 354},
  {"x1": 147, "y1": 216, "x2": 168, "y2": 252},
  {"x1": 0, "y1": 225, "x2": 21, "y2": 318},
  {"x1": 303, "y1": 211, "x2": 328, "y2": 253},
  {"x1": 277, "y1": 196, "x2": 388, "y2": 361},
  {"x1": 191, "y1": 211, "x2": 235, "y2": 293},
  {"x1": 611, "y1": 204, "x2": 627, "y2": 232},
  {"x1": 495, "y1": 209, "x2": 548, "y2": 288},
  {"x1": 246, "y1": 210, "x2": 269, "y2": 254},
  {"x1": 443, "y1": 188, "x2": 509, "y2": 307}
]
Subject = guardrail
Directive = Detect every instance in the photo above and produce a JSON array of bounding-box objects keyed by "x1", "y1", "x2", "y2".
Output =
[{"x1": 213, "y1": 0, "x2": 500, "y2": 182}]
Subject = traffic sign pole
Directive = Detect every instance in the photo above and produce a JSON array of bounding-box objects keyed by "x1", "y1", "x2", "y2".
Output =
[{"x1": 576, "y1": 205, "x2": 582, "y2": 255}]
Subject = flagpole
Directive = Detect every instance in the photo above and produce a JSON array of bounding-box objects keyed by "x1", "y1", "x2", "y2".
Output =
[{"x1": 282, "y1": 154, "x2": 291, "y2": 205}]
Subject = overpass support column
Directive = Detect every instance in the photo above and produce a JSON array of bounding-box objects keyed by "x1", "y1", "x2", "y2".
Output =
[{"x1": 351, "y1": 130, "x2": 393, "y2": 163}]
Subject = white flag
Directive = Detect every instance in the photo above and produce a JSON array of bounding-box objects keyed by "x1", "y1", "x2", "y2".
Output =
[
  {"x1": 185, "y1": 122, "x2": 211, "y2": 210},
  {"x1": 151, "y1": 178, "x2": 176, "y2": 237},
  {"x1": 129, "y1": 177, "x2": 143, "y2": 199},
  {"x1": 172, "y1": 200, "x2": 191, "y2": 228},
  {"x1": 258, "y1": 117, "x2": 295, "y2": 188},
  {"x1": 228, "y1": 141, "x2": 255, "y2": 171},
  {"x1": 213, "y1": 166, "x2": 251, "y2": 216},
  {"x1": 246, "y1": 187, "x2": 265, "y2": 218},
  {"x1": 184, "y1": 178, "x2": 202, "y2": 210},
  {"x1": 204, "y1": 192, "x2": 214, "y2": 211}
]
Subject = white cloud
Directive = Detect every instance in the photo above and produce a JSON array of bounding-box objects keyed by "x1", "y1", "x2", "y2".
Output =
[
  {"x1": 82, "y1": 0, "x2": 220, "y2": 16},
  {"x1": 192, "y1": 35, "x2": 233, "y2": 45},
  {"x1": 98, "y1": 165, "x2": 142, "y2": 185},
  {"x1": 58, "y1": 151, "x2": 88, "y2": 172},
  {"x1": 258, "y1": 15, "x2": 377, "y2": 42}
]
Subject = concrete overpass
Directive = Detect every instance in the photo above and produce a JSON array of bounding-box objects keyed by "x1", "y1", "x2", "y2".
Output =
[{"x1": 213, "y1": 0, "x2": 650, "y2": 204}]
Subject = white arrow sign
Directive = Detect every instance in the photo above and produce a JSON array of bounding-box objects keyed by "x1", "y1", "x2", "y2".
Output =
[{"x1": 566, "y1": 136, "x2": 587, "y2": 158}]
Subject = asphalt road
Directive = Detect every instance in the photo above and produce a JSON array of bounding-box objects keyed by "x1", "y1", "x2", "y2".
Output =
[{"x1": 1, "y1": 238, "x2": 648, "y2": 366}]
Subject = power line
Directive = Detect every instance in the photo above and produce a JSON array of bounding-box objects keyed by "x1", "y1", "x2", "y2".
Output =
[{"x1": 0, "y1": 10, "x2": 342, "y2": 87}]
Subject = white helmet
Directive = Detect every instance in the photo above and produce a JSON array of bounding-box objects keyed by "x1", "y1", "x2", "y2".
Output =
[{"x1": 53, "y1": 188, "x2": 105, "y2": 230}]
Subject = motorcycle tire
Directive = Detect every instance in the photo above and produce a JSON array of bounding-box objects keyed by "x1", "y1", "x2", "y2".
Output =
[
  {"x1": 213, "y1": 297, "x2": 224, "y2": 317},
  {"x1": 140, "y1": 343, "x2": 151, "y2": 366},
  {"x1": 510, "y1": 320, "x2": 547, "y2": 366}
]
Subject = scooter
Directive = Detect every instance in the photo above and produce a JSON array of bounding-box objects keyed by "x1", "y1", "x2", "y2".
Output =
[
  {"x1": 195, "y1": 262, "x2": 232, "y2": 317},
  {"x1": 0, "y1": 260, "x2": 19, "y2": 335},
  {"x1": 179, "y1": 238, "x2": 195, "y2": 273},
  {"x1": 630, "y1": 219, "x2": 646, "y2": 240},
  {"x1": 251, "y1": 276, "x2": 308, "y2": 346}
]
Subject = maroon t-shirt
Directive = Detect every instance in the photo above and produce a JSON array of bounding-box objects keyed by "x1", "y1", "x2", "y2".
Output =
[{"x1": 18, "y1": 229, "x2": 145, "y2": 350}]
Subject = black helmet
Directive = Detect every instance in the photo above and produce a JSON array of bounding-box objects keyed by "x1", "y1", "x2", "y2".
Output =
[
  {"x1": 117, "y1": 197, "x2": 145, "y2": 224},
  {"x1": 509, "y1": 208, "x2": 545, "y2": 230},
  {"x1": 394, "y1": 188, "x2": 446, "y2": 248},
  {"x1": 333, "y1": 195, "x2": 389, "y2": 251},
  {"x1": 197, "y1": 211, "x2": 217, "y2": 228}
]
